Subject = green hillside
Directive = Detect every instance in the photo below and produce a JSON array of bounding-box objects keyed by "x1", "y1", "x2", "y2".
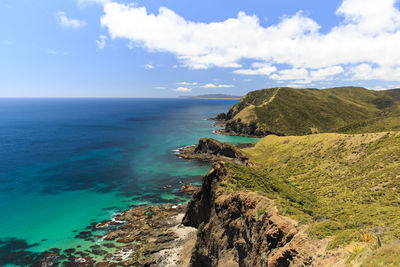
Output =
[
  {"x1": 222, "y1": 131, "x2": 400, "y2": 265},
  {"x1": 220, "y1": 87, "x2": 400, "y2": 136}
]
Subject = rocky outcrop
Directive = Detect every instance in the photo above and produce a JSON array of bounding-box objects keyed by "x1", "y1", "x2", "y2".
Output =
[
  {"x1": 183, "y1": 162, "x2": 334, "y2": 267},
  {"x1": 182, "y1": 162, "x2": 227, "y2": 227},
  {"x1": 222, "y1": 119, "x2": 282, "y2": 137},
  {"x1": 176, "y1": 138, "x2": 249, "y2": 165}
]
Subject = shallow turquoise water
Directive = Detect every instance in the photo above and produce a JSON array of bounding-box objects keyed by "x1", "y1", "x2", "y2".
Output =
[{"x1": 0, "y1": 98, "x2": 258, "y2": 264}]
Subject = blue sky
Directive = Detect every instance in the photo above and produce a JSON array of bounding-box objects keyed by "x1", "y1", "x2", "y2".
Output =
[{"x1": 1, "y1": 0, "x2": 400, "y2": 97}]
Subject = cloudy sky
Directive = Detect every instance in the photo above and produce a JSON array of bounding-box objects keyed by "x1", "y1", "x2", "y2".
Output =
[{"x1": 1, "y1": 0, "x2": 400, "y2": 97}]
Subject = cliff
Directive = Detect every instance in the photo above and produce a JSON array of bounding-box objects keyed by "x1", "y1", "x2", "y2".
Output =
[
  {"x1": 216, "y1": 87, "x2": 400, "y2": 137},
  {"x1": 183, "y1": 162, "x2": 338, "y2": 266},
  {"x1": 182, "y1": 131, "x2": 400, "y2": 266}
]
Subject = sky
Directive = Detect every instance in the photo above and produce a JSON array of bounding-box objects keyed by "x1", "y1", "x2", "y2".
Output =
[{"x1": 1, "y1": 0, "x2": 400, "y2": 97}]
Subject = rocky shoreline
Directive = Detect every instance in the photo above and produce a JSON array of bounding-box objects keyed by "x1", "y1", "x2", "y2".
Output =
[
  {"x1": 96, "y1": 203, "x2": 197, "y2": 266},
  {"x1": 24, "y1": 184, "x2": 200, "y2": 267}
]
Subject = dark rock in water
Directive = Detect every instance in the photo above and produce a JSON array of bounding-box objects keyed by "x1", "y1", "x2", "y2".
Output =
[
  {"x1": 75, "y1": 231, "x2": 93, "y2": 241},
  {"x1": 64, "y1": 248, "x2": 76, "y2": 254},
  {"x1": 0, "y1": 251, "x2": 36, "y2": 266},
  {"x1": 49, "y1": 248, "x2": 61, "y2": 253},
  {"x1": 91, "y1": 248, "x2": 107, "y2": 256},
  {"x1": 102, "y1": 243, "x2": 115, "y2": 248},
  {"x1": 30, "y1": 252, "x2": 60, "y2": 267}
]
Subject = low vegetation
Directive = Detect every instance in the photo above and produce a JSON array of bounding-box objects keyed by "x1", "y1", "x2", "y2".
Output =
[
  {"x1": 222, "y1": 87, "x2": 400, "y2": 136},
  {"x1": 222, "y1": 132, "x2": 400, "y2": 264}
]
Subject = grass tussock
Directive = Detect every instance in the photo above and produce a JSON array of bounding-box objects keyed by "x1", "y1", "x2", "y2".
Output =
[{"x1": 224, "y1": 132, "x2": 400, "y2": 254}]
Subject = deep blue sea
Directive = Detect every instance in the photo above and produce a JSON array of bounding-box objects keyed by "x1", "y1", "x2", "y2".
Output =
[{"x1": 0, "y1": 98, "x2": 258, "y2": 265}]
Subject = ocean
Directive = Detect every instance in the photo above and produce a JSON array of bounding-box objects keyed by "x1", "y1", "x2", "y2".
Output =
[{"x1": 0, "y1": 98, "x2": 258, "y2": 265}]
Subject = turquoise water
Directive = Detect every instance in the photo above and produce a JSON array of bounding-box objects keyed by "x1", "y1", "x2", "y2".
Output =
[{"x1": 0, "y1": 98, "x2": 258, "y2": 265}]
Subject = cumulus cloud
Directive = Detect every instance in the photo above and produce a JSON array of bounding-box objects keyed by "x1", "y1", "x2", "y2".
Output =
[
  {"x1": 350, "y1": 64, "x2": 400, "y2": 81},
  {"x1": 56, "y1": 11, "x2": 87, "y2": 28},
  {"x1": 174, "y1": 86, "x2": 191, "y2": 92},
  {"x1": 101, "y1": 0, "x2": 400, "y2": 82},
  {"x1": 96, "y1": 35, "x2": 107, "y2": 49},
  {"x1": 270, "y1": 66, "x2": 344, "y2": 83},
  {"x1": 234, "y1": 63, "x2": 277, "y2": 76}
]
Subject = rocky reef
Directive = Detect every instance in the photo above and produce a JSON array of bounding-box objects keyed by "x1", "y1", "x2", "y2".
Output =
[{"x1": 176, "y1": 138, "x2": 249, "y2": 165}]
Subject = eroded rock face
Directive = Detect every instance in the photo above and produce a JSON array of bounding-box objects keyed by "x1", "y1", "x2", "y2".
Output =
[
  {"x1": 183, "y1": 162, "x2": 325, "y2": 267},
  {"x1": 177, "y1": 138, "x2": 249, "y2": 165},
  {"x1": 182, "y1": 162, "x2": 227, "y2": 228}
]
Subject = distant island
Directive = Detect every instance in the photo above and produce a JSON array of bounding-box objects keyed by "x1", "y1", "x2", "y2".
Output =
[{"x1": 180, "y1": 94, "x2": 242, "y2": 99}]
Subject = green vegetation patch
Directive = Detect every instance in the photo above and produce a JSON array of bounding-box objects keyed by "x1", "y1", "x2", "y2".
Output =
[
  {"x1": 228, "y1": 132, "x2": 400, "y2": 251},
  {"x1": 228, "y1": 87, "x2": 400, "y2": 136},
  {"x1": 361, "y1": 242, "x2": 400, "y2": 267}
]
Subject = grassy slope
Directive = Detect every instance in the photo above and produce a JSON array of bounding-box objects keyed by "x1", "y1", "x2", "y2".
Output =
[
  {"x1": 222, "y1": 132, "x2": 400, "y2": 264},
  {"x1": 227, "y1": 87, "x2": 400, "y2": 135}
]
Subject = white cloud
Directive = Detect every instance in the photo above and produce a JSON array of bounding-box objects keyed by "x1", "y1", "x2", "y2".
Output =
[
  {"x1": 77, "y1": 0, "x2": 109, "y2": 7},
  {"x1": 291, "y1": 80, "x2": 312, "y2": 84},
  {"x1": 350, "y1": 64, "x2": 400, "y2": 81},
  {"x1": 310, "y1": 66, "x2": 344, "y2": 80},
  {"x1": 145, "y1": 63, "x2": 154, "y2": 69},
  {"x1": 270, "y1": 66, "x2": 344, "y2": 83},
  {"x1": 46, "y1": 49, "x2": 58, "y2": 55},
  {"x1": 368, "y1": 86, "x2": 388, "y2": 91},
  {"x1": 46, "y1": 49, "x2": 68, "y2": 56},
  {"x1": 336, "y1": 0, "x2": 400, "y2": 34},
  {"x1": 154, "y1": 86, "x2": 167, "y2": 89},
  {"x1": 177, "y1": 82, "x2": 198, "y2": 86},
  {"x1": 174, "y1": 86, "x2": 191, "y2": 92},
  {"x1": 285, "y1": 84, "x2": 305, "y2": 88},
  {"x1": 270, "y1": 68, "x2": 309, "y2": 81},
  {"x1": 56, "y1": 11, "x2": 87, "y2": 28},
  {"x1": 101, "y1": 0, "x2": 400, "y2": 82},
  {"x1": 96, "y1": 35, "x2": 107, "y2": 49},
  {"x1": 234, "y1": 63, "x2": 277, "y2": 76},
  {"x1": 202, "y1": 83, "x2": 234, "y2": 88}
]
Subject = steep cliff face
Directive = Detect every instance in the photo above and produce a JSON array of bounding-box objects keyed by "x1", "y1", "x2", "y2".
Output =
[{"x1": 183, "y1": 162, "x2": 333, "y2": 267}]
